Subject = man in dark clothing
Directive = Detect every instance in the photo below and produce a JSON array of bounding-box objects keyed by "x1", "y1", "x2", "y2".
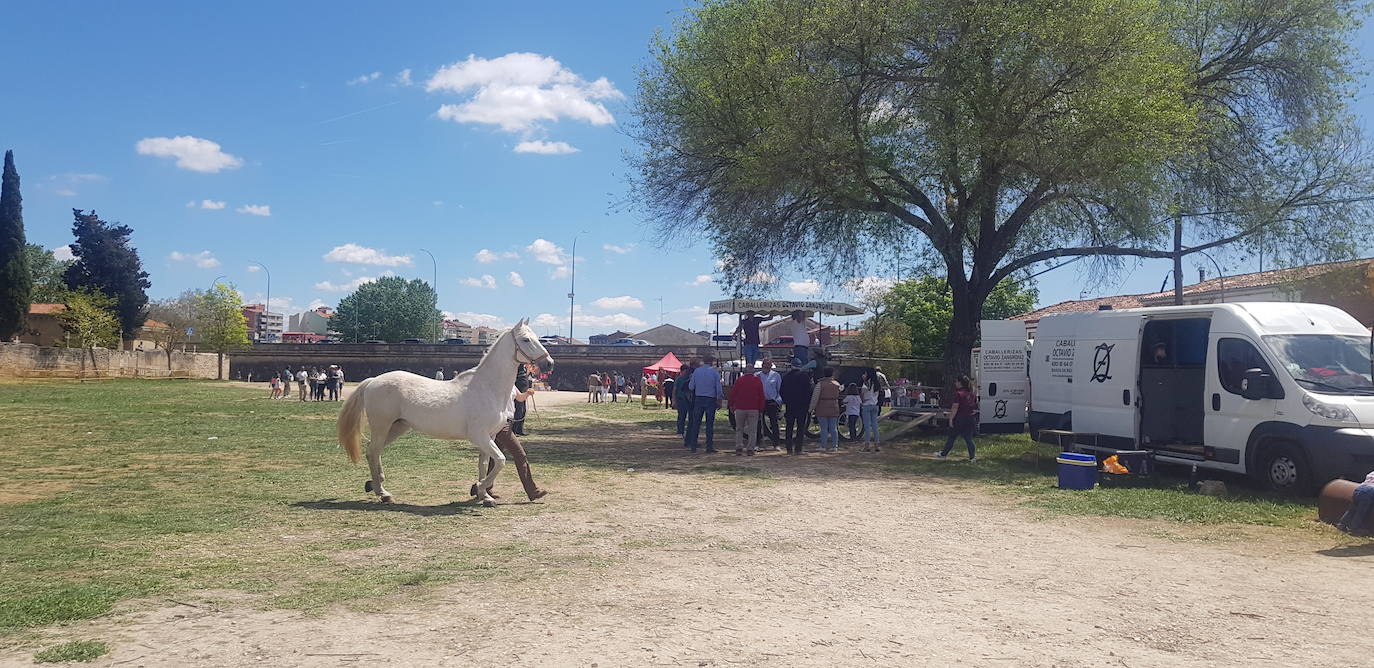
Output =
[
  {"x1": 733, "y1": 310, "x2": 768, "y2": 367},
  {"x1": 779, "y1": 367, "x2": 814, "y2": 455},
  {"x1": 512, "y1": 363, "x2": 532, "y2": 436}
]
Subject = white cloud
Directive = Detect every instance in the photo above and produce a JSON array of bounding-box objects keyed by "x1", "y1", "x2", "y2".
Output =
[
  {"x1": 525, "y1": 238, "x2": 567, "y2": 265},
  {"x1": 550, "y1": 265, "x2": 571, "y2": 279},
  {"x1": 687, "y1": 274, "x2": 713, "y2": 286},
  {"x1": 603, "y1": 243, "x2": 635, "y2": 254},
  {"x1": 426, "y1": 52, "x2": 624, "y2": 141},
  {"x1": 53, "y1": 188, "x2": 76, "y2": 197},
  {"x1": 592, "y1": 296, "x2": 643, "y2": 310},
  {"x1": 315, "y1": 276, "x2": 377, "y2": 293},
  {"x1": 136, "y1": 136, "x2": 243, "y2": 173},
  {"x1": 475, "y1": 248, "x2": 519, "y2": 264},
  {"x1": 347, "y1": 71, "x2": 381, "y2": 85},
  {"x1": 452, "y1": 312, "x2": 509, "y2": 328},
  {"x1": 531, "y1": 310, "x2": 646, "y2": 331},
  {"x1": 513, "y1": 140, "x2": 579, "y2": 155},
  {"x1": 460, "y1": 274, "x2": 498, "y2": 289},
  {"x1": 508, "y1": 271, "x2": 525, "y2": 287},
  {"x1": 432, "y1": 200, "x2": 444, "y2": 206},
  {"x1": 52, "y1": 245, "x2": 74, "y2": 261},
  {"x1": 237, "y1": 204, "x2": 271, "y2": 216},
  {"x1": 168, "y1": 250, "x2": 221, "y2": 269},
  {"x1": 788, "y1": 279, "x2": 822, "y2": 296},
  {"x1": 46, "y1": 172, "x2": 106, "y2": 198},
  {"x1": 323, "y1": 243, "x2": 413, "y2": 267},
  {"x1": 200, "y1": 199, "x2": 226, "y2": 210},
  {"x1": 246, "y1": 265, "x2": 260, "y2": 273},
  {"x1": 306, "y1": 299, "x2": 329, "y2": 311},
  {"x1": 395, "y1": 69, "x2": 413, "y2": 86},
  {"x1": 186, "y1": 201, "x2": 196, "y2": 208},
  {"x1": 745, "y1": 271, "x2": 778, "y2": 284}
]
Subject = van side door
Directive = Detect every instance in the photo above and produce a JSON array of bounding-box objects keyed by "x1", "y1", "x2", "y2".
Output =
[
  {"x1": 1204, "y1": 336, "x2": 1280, "y2": 473},
  {"x1": 1070, "y1": 316, "x2": 1142, "y2": 446}
]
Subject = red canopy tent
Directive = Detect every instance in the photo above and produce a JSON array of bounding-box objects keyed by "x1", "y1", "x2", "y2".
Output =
[{"x1": 643, "y1": 352, "x2": 684, "y2": 375}]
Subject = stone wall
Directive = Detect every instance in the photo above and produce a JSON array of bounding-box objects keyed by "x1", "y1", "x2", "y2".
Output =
[
  {"x1": 227, "y1": 343, "x2": 724, "y2": 390},
  {"x1": 0, "y1": 343, "x2": 222, "y2": 379}
]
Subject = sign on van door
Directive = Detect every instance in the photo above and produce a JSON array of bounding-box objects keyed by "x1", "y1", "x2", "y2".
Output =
[{"x1": 979, "y1": 320, "x2": 1028, "y2": 433}]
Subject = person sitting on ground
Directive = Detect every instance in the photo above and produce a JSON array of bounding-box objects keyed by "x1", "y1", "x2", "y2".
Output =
[
  {"x1": 1337, "y1": 469, "x2": 1374, "y2": 536},
  {"x1": 731, "y1": 368, "x2": 765, "y2": 456}
]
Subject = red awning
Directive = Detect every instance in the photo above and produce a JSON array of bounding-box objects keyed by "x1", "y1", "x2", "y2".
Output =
[{"x1": 643, "y1": 352, "x2": 683, "y2": 375}]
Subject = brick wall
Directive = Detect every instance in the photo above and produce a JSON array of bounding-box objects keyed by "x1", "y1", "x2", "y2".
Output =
[{"x1": 0, "y1": 343, "x2": 222, "y2": 379}]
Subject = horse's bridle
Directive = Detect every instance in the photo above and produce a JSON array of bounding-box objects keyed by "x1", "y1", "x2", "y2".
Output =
[{"x1": 512, "y1": 331, "x2": 552, "y2": 366}]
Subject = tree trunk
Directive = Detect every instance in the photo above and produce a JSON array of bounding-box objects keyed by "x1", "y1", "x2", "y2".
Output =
[
  {"x1": 217, "y1": 352, "x2": 224, "y2": 380},
  {"x1": 1172, "y1": 213, "x2": 1184, "y2": 305},
  {"x1": 943, "y1": 284, "x2": 980, "y2": 403}
]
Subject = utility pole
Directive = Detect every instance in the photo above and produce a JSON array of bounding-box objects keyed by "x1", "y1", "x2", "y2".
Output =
[
  {"x1": 1172, "y1": 212, "x2": 1184, "y2": 306},
  {"x1": 568, "y1": 231, "x2": 587, "y2": 343},
  {"x1": 419, "y1": 248, "x2": 438, "y2": 342}
]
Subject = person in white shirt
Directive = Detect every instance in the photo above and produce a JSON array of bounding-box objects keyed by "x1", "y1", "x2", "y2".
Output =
[
  {"x1": 296, "y1": 368, "x2": 309, "y2": 402},
  {"x1": 435, "y1": 368, "x2": 446, "y2": 380},
  {"x1": 843, "y1": 383, "x2": 862, "y2": 440},
  {"x1": 860, "y1": 374, "x2": 881, "y2": 452},
  {"x1": 785, "y1": 310, "x2": 811, "y2": 366},
  {"x1": 755, "y1": 358, "x2": 783, "y2": 449}
]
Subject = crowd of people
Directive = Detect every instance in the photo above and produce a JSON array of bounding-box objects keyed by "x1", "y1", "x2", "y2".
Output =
[
  {"x1": 585, "y1": 370, "x2": 637, "y2": 403},
  {"x1": 268, "y1": 365, "x2": 344, "y2": 401}
]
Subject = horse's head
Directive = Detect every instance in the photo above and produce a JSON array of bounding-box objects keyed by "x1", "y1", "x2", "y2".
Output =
[{"x1": 510, "y1": 318, "x2": 554, "y2": 373}]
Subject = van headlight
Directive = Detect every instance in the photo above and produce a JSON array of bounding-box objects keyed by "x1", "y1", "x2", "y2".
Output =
[{"x1": 1303, "y1": 394, "x2": 1357, "y2": 422}]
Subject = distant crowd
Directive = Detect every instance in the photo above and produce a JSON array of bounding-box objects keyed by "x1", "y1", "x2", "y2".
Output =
[
  {"x1": 268, "y1": 365, "x2": 345, "y2": 401},
  {"x1": 586, "y1": 371, "x2": 638, "y2": 402}
]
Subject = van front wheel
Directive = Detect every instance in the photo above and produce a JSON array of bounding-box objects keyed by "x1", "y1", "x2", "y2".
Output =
[{"x1": 1258, "y1": 442, "x2": 1311, "y2": 494}]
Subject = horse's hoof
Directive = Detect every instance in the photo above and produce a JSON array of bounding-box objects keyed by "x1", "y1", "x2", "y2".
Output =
[
  {"x1": 365, "y1": 480, "x2": 373, "y2": 493},
  {"x1": 469, "y1": 484, "x2": 479, "y2": 497},
  {"x1": 482, "y1": 498, "x2": 495, "y2": 508}
]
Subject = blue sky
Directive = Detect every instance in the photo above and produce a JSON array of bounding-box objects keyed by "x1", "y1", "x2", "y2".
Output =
[{"x1": 5, "y1": 2, "x2": 1373, "y2": 338}]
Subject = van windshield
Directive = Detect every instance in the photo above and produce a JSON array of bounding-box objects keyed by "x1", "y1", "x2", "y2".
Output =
[{"x1": 1263, "y1": 334, "x2": 1374, "y2": 394}]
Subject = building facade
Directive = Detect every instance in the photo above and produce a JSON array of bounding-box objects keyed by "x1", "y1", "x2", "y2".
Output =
[
  {"x1": 242, "y1": 304, "x2": 284, "y2": 343},
  {"x1": 442, "y1": 319, "x2": 474, "y2": 341},
  {"x1": 288, "y1": 307, "x2": 333, "y2": 335}
]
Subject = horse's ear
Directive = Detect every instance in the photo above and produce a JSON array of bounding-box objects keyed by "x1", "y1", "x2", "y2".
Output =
[{"x1": 517, "y1": 317, "x2": 528, "y2": 327}]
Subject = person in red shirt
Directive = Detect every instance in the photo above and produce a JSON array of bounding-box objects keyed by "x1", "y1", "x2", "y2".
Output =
[
  {"x1": 730, "y1": 372, "x2": 766, "y2": 455},
  {"x1": 938, "y1": 375, "x2": 979, "y2": 461}
]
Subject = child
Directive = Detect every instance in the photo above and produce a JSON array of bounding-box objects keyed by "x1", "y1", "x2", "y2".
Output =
[
  {"x1": 1337, "y1": 470, "x2": 1374, "y2": 536},
  {"x1": 843, "y1": 383, "x2": 862, "y2": 441},
  {"x1": 269, "y1": 375, "x2": 281, "y2": 399}
]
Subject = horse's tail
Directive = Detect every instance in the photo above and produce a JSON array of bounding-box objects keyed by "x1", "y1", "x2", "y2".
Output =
[{"x1": 337, "y1": 378, "x2": 370, "y2": 463}]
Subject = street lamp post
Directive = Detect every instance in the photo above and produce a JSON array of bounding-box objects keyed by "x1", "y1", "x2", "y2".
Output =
[
  {"x1": 419, "y1": 248, "x2": 438, "y2": 342},
  {"x1": 568, "y1": 231, "x2": 587, "y2": 343},
  {"x1": 248, "y1": 260, "x2": 271, "y2": 342},
  {"x1": 1196, "y1": 251, "x2": 1226, "y2": 302}
]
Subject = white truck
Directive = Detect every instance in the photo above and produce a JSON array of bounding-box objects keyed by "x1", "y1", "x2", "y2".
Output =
[{"x1": 1028, "y1": 302, "x2": 1374, "y2": 492}]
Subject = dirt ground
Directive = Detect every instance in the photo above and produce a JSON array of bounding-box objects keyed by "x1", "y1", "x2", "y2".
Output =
[{"x1": 7, "y1": 391, "x2": 1373, "y2": 667}]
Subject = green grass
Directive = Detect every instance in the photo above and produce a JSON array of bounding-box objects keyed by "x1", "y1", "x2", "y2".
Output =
[
  {"x1": 875, "y1": 431, "x2": 1318, "y2": 528},
  {"x1": 0, "y1": 380, "x2": 580, "y2": 639},
  {"x1": 33, "y1": 640, "x2": 108, "y2": 663}
]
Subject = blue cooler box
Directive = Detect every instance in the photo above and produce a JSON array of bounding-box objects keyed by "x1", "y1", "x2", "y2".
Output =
[{"x1": 1056, "y1": 452, "x2": 1097, "y2": 490}]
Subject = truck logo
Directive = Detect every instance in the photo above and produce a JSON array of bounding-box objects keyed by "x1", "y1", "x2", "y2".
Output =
[
  {"x1": 993, "y1": 399, "x2": 1008, "y2": 419},
  {"x1": 1090, "y1": 343, "x2": 1114, "y2": 383}
]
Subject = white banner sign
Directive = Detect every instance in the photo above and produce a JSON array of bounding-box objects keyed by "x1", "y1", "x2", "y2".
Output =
[{"x1": 979, "y1": 320, "x2": 1028, "y2": 432}]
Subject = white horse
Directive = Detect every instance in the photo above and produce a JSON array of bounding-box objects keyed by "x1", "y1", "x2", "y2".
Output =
[{"x1": 336, "y1": 319, "x2": 553, "y2": 506}]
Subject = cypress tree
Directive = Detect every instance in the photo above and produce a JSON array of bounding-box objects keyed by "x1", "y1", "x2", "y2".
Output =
[
  {"x1": 0, "y1": 150, "x2": 32, "y2": 341},
  {"x1": 63, "y1": 209, "x2": 151, "y2": 342}
]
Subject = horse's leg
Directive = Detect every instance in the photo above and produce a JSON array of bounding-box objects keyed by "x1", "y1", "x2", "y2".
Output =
[
  {"x1": 472, "y1": 435, "x2": 505, "y2": 507},
  {"x1": 472, "y1": 450, "x2": 491, "y2": 498},
  {"x1": 365, "y1": 419, "x2": 410, "y2": 502}
]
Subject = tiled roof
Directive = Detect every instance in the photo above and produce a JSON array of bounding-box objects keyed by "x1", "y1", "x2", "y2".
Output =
[{"x1": 1013, "y1": 257, "x2": 1374, "y2": 321}]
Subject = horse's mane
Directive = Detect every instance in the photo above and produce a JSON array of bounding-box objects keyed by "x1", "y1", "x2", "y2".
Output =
[{"x1": 452, "y1": 325, "x2": 515, "y2": 384}]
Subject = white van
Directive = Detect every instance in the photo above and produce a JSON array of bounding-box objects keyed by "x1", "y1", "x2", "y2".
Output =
[{"x1": 1028, "y1": 302, "x2": 1374, "y2": 491}]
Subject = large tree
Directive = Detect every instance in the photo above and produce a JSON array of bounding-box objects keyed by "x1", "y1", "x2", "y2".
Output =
[
  {"x1": 146, "y1": 290, "x2": 201, "y2": 369},
  {"x1": 196, "y1": 283, "x2": 248, "y2": 380},
  {"x1": 25, "y1": 244, "x2": 74, "y2": 303},
  {"x1": 63, "y1": 209, "x2": 151, "y2": 343},
  {"x1": 55, "y1": 288, "x2": 121, "y2": 374},
  {"x1": 332, "y1": 276, "x2": 441, "y2": 343},
  {"x1": 872, "y1": 277, "x2": 1038, "y2": 361},
  {"x1": 631, "y1": 0, "x2": 1372, "y2": 380},
  {"x1": 0, "y1": 151, "x2": 31, "y2": 341}
]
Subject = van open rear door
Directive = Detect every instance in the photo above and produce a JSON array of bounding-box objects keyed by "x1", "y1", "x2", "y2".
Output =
[
  {"x1": 1070, "y1": 315, "x2": 1142, "y2": 445},
  {"x1": 979, "y1": 320, "x2": 1028, "y2": 433}
]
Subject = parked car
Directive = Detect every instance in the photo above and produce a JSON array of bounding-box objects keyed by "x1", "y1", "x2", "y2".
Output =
[
  {"x1": 539, "y1": 336, "x2": 563, "y2": 345},
  {"x1": 401, "y1": 338, "x2": 425, "y2": 344},
  {"x1": 609, "y1": 338, "x2": 650, "y2": 346},
  {"x1": 363, "y1": 339, "x2": 387, "y2": 344},
  {"x1": 442, "y1": 337, "x2": 470, "y2": 345},
  {"x1": 763, "y1": 336, "x2": 795, "y2": 348}
]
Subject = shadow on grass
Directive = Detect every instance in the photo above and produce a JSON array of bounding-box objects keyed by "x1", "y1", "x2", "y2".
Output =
[
  {"x1": 291, "y1": 498, "x2": 483, "y2": 517},
  {"x1": 1316, "y1": 541, "x2": 1374, "y2": 558}
]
